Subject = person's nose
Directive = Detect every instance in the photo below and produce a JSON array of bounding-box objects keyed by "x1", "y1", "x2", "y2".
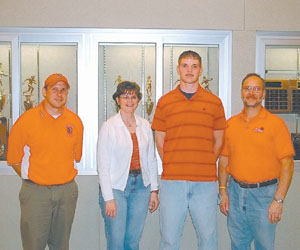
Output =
[{"x1": 186, "y1": 66, "x2": 193, "y2": 73}]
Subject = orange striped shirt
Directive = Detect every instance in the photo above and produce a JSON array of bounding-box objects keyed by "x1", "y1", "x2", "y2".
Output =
[
  {"x1": 130, "y1": 133, "x2": 141, "y2": 170},
  {"x1": 152, "y1": 85, "x2": 227, "y2": 181}
]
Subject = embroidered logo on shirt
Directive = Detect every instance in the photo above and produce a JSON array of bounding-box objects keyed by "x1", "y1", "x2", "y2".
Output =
[
  {"x1": 253, "y1": 127, "x2": 264, "y2": 133},
  {"x1": 65, "y1": 124, "x2": 74, "y2": 136}
]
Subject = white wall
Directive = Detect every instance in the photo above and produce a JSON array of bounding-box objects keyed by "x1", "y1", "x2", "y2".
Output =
[
  {"x1": 1, "y1": 0, "x2": 300, "y2": 249},
  {"x1": 1, "y1": 172, "x2": 300, "y2": 250}
]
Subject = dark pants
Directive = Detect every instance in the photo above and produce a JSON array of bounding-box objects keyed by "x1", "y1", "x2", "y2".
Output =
[{"x1": 19, "y1": 180, "x2": 78, "y2": 250}]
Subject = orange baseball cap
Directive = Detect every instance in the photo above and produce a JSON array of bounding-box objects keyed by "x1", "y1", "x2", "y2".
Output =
[{"x1": 44, "y1": 73, "x2": 70, "y2": 89}]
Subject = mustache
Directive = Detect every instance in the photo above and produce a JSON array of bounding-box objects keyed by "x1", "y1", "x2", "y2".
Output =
[{"x1": 246, "y1": 94, "x2": 257, "y2": 98}]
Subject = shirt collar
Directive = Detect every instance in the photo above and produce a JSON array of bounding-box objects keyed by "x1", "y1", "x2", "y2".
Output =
[
  {"x1": 38, "y1": 100, "x2": 65, "y2": 119},
  {"x1": 238, "y1": 107, "x2": 268, "y2": 122},
  {"x1": 175, "y1": 84, "x2": 204, "y2": 99},
  {"x1": 116, "y1": 111, "x2": 142, "y2": 127}
]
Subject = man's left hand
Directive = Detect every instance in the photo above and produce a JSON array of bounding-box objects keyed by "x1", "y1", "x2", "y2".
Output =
[{"x1": 268, "y1": 200, "x2": 283, "y2": 223}]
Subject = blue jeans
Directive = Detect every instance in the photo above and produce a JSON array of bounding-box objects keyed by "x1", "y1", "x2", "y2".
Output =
[
  {"x1": 159, "y1": 180, "x2": 218, "y2": 250},
  {"x1": 99, "y1": 174, "x2": 150, "y2": 250},
  {"x1": 227, "y1": 177, "x2": 278, "y2": 250}
]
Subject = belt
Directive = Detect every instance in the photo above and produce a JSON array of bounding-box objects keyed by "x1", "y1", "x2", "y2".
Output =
[
  {"x1": 23, "y1": 179, "x2": 73, "y2": 186},
  {"x1": 233, "y1": 178, "x2": 278, "y2": 188},
  {"x1": 129, "y1": 169, "x2": 142, "y2": 176}
]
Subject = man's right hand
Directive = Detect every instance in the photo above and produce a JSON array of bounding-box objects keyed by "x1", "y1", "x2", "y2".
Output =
[
  {"x1": 105, "y1": 199, "x2": 117, "y2": 218},
  {"x1": 219, "y1": 191, "x2": 229, "y2": 216}
]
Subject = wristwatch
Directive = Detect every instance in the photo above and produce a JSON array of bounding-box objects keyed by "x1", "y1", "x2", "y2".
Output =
[{"x1": 274, "y1": 197, "x2": 284, "y2": 204}]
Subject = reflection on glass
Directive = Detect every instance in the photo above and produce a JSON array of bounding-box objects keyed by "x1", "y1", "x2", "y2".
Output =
[
  {"x1": 163, "y1": 45, "x2": 219, "y2": 96},
  {"x1": 265, "y1": 46, "x2": 300, "y2": 79},
  {"x1": 20, "y1": 44, "x2": 78, "y2": 114},
  {"x1": 0, "y1": 42, "x2": 11, "y2": 161},
  {"x1": 98, "y1": 43, "x2": 156, "y2": 126},
  {"x1": 264, "y1": 46, "x2": 300, "y2": 138}
]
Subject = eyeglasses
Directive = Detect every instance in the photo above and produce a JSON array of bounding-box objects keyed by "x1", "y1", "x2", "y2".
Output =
[
  {"x1": 120, "y1": 95, "x2": 138, "y2": 101},
  {"x1": 242, "y1": 86, "x2": 263, "y2": 92}
]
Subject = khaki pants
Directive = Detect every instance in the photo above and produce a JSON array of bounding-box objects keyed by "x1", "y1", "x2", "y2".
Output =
[{"x1": 19, "y1": 180, "x2": 78, "y2": 250}]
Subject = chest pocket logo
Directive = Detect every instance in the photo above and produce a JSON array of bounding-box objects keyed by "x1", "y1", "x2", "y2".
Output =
[
  {"x1": 253, "y1": 127, "x2": 264, "y2": 133},
  {"x1": 65, "y1": 124, "x2": 74, "y2": 136}
]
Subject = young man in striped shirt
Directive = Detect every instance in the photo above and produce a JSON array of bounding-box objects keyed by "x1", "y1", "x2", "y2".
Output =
[{"x1": 152, "y1": 50, "x2": 227, "y2": 250}]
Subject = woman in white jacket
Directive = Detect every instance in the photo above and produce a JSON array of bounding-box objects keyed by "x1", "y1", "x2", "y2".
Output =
[{"x1": 97, "y1": 81, "x2": 159, "y2": 250}]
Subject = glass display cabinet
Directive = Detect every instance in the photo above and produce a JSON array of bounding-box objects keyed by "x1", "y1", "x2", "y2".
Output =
[
  {"x1": 265, "y1": 46, "x2": 300, "y2": 79},
  {"x1": 0, "y1": 28, "x2": 232, "y2": 174},
  {"x1": 98, "y1": 44, "x2": 221, "y2": 126},
  {"x1": 163, "y1": 45, "x2": 219, "y2": 95},
  {"x1": 20, "y1": 43, "x2": 78, "y2": 114},
  {"x1": 257, "y1": 32, "x2": 300, "y2": 160},
  {"x1": 98, "y1": 43, "x2": 156, "y2": 124},
  {"x1": 264, "y1": 45, "x2": 300, "y2": 159},
  {"x1": 0, "y1": 42, "x2": 11, "y2": 161}
]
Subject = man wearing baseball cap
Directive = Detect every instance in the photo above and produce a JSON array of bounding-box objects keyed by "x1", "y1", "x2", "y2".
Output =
[{"x1": 7, "y1": 73, "x2": 84, "y2": 250}]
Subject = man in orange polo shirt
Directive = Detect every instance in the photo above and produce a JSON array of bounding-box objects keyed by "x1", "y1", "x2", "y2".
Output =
[
  {"x1": 152, "y1": 50, "x2": 227, "y2": 250},
  {"x1": 218, "y1": 73, "x2": 294, "y2": 250},
  {"x1": 7, "y1": 73, "x2": 84, "y2": 250}
]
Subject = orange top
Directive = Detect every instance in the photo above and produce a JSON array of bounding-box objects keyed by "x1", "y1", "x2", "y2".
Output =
[
  {"x1": 130, "y1": 133, "x2": 141, "y2": 171},
  {"x1": 7, "y1": 101, "x2": 84, "y2": 185},
  {"x1": 221, "y1": 108, "x2": 295, "y2": 183},
  {"x1": 152, "y1": 85, "x2": 227, "y2": 181}
]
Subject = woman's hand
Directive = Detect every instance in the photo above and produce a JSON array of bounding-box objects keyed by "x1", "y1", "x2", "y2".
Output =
[
  {"x1": 105, "y1": 199, "x2": 117, "y2": 217},
  {"x1": 149, "y1": 191, "x2": 159, "y2": 213}
]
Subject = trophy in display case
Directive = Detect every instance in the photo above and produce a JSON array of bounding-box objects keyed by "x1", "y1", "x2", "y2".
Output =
[
  {"x1": 0, "y1": 89, "x2": 7, "y2": 118},
  {"x1": 145, "y1": 76, "x2": 154, "y2": 121},
  {"x1": 113, "y1": 75, "x2": 123, "y2": 112},
  {"x1": 23, "y1": 75, "x2": 37, "y2": 111},
  {"x1": 0, "y1": 62, "x2": 9, "y2": 160},
  {"x1": 201, "y1": 76, "x2": 213, "y2": 92},
  {"x1": 114, "y1": 75, "x2": 122, "y2": 85},
  {"x1": 0, "y1": 62, "x2": 8, "y2": 117}
]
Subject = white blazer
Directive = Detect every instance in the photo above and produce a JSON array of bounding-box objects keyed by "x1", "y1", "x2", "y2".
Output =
[{"x1": 97, "y1": 112, "x2": 159, "y2": 201}]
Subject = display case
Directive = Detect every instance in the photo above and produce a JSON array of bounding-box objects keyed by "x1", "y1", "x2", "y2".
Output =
[
  {"x1": 265, "y1": 46, "x2": 300, "y2": 79},
  {"x1": 20, "y1": 43, "x2": 78, "y2": 114},
  {"x1": 163, "y1": 45, "x2": 219, "y2": 96},
  {"x1": 0, "y1": 42, "x2": 11, "y2": 161},
  {"x1": 257, "y1": 34, "x2": 300, "y2": 161},
  {"x1": 98, "y1": 43, "x2": 156, "y2": 124},
  {"x1": 0, "y1": 28, "x2": 232, "y2": 174}
]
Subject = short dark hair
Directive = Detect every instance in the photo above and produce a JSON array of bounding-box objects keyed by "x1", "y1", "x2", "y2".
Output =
[
  {"x1": 112, "y1": 81, "x2": 142, "y2": 110},
  {"x1": 178, "y1": 50, "x2": 202, "y2": 66},
  {"x1": 241, "y1": 73, "x2": 265, "y2": 89}
]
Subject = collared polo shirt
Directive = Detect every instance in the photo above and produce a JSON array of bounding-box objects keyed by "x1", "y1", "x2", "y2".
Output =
[
  {"x1": 152, "y1": 85, "x2": 227, "y2": 181},
  {"x1": 221, "y1": 108, "x2": 295, "y2": 183},
  {"x1": 7, "y1": 101, "x2": 84, "y2": 185}
]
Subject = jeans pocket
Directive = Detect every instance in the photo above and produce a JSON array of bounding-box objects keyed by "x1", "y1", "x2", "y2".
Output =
[
  {"x1": 19, "y1": 182, "x2": 32, "y2": 205},
  {"x1": 70, "y1": 181, "x2": 79, "y2": 200},
  {"x1": 259, "y1": 183, "x2": 277, "y2": 198}
]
